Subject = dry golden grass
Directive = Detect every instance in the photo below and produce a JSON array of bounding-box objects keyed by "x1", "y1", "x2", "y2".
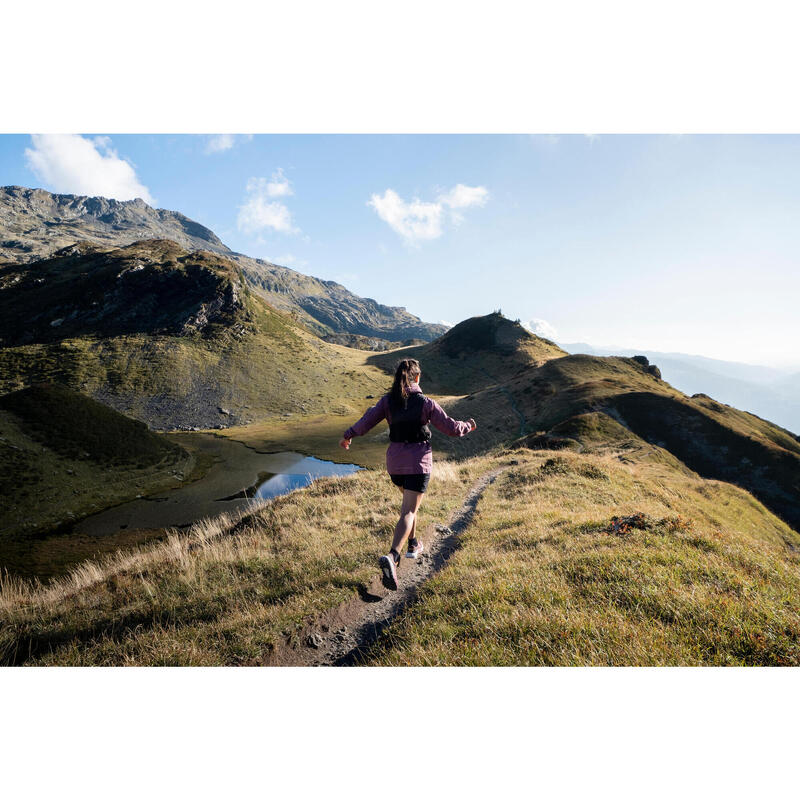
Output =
[
  {"x1": 3, "y1": 439, "x2": 799, "y2": 666},
  {"x1": 364, "y1": 449, "x2": 800, "y2": 666},
  {"x1": 0, "y1": 458, "x2": 484, "y2": 665}
]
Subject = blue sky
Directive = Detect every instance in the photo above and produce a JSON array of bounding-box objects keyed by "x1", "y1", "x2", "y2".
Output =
[{"x1": 2, "y1": 133, "x2": 799, "y2": 368}]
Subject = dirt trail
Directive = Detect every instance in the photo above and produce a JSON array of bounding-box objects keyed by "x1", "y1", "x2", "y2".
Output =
[{"x1": 268, "y1": 467, "x2": 506, "y2": 666}]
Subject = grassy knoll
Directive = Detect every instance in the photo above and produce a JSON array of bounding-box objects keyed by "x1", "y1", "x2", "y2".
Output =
[
  {"x1": 0, "y1": 300, "x2": 392, "y2": 431},
  {"x1": 0, "y1": 240, "x2": 393, "y2": 430},
  {"x1": 0, "y1": 460, "x2": 487, "y2": 666},
  {"x1": 362, "y1": 448, "x2": 800, "y2": 666},
  {"x1": 368, "y1": 312, "x2": 566, "y2": 394}
]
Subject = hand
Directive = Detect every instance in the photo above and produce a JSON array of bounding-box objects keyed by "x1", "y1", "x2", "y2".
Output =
[
  {"x1": 468, "y1": 418, "x2": 477, "y2": 431},
  {"x1": 339, "y1": 438, "x2": 351, "y2": 450}
]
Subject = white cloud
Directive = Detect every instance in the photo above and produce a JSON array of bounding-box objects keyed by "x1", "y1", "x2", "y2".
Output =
[
  {"x1": 237, "y1": 173, "x2": 299, "y2": 235},
  {"x1": 204, "y1": 134, "x2": 253, "y2": 154},
  {"x1": 24, "y1": 134, "x2": 154, "y2": 204},
  {"x1": 262, "y1": 168, "x2": 293, "y2": 197},
  {"x1": 368, "y1": 183, "x2": 488, "y2": 245},
  {"x1": 368, "y1": 189, "x2": 443, "y2": 244},
  {"x1": 523, "y1": 318, "x2": 559, "y2": 340},
  {"x1": 438, "y1": 184, "x2": 489, "y2": 209},
  {"x1": 439, "y1": 319, "x2": 454, "y2": 329}
]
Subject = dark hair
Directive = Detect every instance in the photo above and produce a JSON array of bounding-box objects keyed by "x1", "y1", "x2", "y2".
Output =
[{"x1": 389, "y1": 358, "x2": 421, "y2": 410}]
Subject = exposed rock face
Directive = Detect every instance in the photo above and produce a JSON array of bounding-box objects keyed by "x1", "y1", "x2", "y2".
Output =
[
  {"x1": 0, "y1": 239, "x2": 248, "y2": 345},
  {"x1": 0, "y1": 186, "x2": 445, "y2": 342}
]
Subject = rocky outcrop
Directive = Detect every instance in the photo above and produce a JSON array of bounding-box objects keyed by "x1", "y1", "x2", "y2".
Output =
[{"x1": 0, "y1": 239, "x2": 248, "y2": 346}]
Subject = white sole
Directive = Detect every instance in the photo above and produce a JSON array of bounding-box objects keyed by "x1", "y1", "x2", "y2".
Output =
[{"x1": 405, "y1": 543, "x2": 424, "y2": 559}]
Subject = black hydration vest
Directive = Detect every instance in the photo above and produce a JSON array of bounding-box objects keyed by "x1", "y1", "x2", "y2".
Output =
[{"x1": 388, "y1": 392, "x2": 432, "y2": 443}]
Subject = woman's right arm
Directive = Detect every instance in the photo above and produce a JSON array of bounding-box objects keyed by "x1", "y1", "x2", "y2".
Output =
[{"x1": 342, "y1": 396, "x2": 387, "y2": 444}]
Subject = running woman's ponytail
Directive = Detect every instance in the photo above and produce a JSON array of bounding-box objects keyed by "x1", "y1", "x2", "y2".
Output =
[{"x1": 389, "y1": 358, "x2": 421, "y2": 410}]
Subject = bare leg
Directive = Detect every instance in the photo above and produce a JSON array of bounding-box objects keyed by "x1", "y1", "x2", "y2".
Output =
[
  {"x1": 390, "y1": 489, "x2": 424, "y2": 555},
  {"x1": 396, "y1": 484, "x2": 418, "y2": 545}
]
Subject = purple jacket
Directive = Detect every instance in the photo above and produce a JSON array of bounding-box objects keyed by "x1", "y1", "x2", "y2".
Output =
[{"x1": 343, "y1": 383, "x2": 472, "y2": 474}]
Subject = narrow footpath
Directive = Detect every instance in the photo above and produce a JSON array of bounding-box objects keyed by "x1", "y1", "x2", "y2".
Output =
[{"x1": 267, "y1": 467, "x2": 506, "y2": 666}]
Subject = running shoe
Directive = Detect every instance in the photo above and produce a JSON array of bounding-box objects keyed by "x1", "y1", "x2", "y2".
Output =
[
  {"x1": 406, "y1": 539, "x2": 424, "y2": 559},
  {"x1": 379, "y1": 554, "x2": 398, "y2": 590}
]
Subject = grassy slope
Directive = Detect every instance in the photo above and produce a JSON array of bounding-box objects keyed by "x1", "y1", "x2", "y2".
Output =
[
  {"x1": 0, "y1": 385, "x2": 199, "y2": 577},
  {"x1": 0, "y1": 240, "x2": 393, "y2": 429},
  {"x1": 2, "y1": 445, "x2": 799, "y2": 665},
  {"x1": 0, "y1": 459, "x2": 486, "y2": 666},
  {"x1": 362, "y1": 448, "x2": 800, "y2": 665}
]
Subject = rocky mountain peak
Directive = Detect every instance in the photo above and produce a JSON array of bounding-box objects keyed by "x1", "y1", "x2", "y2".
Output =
[{"x1": 0, "y1": 185, "x2": 227, "y2": 262}]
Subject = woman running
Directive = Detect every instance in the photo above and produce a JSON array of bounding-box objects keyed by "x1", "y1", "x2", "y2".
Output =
[{"x1": 339, "y1": 358, "x2": 476, "y2": 590}]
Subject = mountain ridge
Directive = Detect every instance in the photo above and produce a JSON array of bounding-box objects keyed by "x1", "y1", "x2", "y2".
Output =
[
  {"x1": 559, "y1": 341, "x2": 800, "y2": 434},
  {"x1": 0, "y1": 185, "x2": 445, "y2": 343}
]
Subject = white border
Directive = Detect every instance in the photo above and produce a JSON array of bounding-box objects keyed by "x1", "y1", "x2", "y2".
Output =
[
  {"x1": 2, "y1": 667, "x2": 798, "y2": 796},
  {"x1": 4, "y1": 1, "x2": 800, "y2": 133},
  {"x1": 2, "y1": 2, "x2": 799, "y2": 793}
]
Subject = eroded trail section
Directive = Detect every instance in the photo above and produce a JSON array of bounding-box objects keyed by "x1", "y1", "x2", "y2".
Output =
[{"x1": 269, "y1": 467, "x2": 506, "y2": 666}]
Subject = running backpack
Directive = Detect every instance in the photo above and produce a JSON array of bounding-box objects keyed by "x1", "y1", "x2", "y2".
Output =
[{"x1": 388, "y1": 393, "x2": 432, "y2": 443}]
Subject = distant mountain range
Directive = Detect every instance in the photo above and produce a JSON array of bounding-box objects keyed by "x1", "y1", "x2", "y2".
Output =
[
  {"x1": 559, "y1": 343, "x2": 800, "y2": 435},
  {"x1": 0, "y1": 186, "x2": 445, "y2": 343}
]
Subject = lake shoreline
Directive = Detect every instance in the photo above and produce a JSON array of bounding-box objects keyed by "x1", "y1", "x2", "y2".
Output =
[{"x1": 4, "y1": 430, "x2": 362, "y2": 581}]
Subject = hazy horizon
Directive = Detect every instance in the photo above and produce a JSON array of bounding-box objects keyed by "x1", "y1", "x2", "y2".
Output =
[{"x1": 2, "y1": 134, "x2": 798, "y2": 370}]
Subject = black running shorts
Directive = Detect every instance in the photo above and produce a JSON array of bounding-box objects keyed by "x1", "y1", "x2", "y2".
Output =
[{"x1": 390, "y1": 473, "x2": 431, "y2": 493}]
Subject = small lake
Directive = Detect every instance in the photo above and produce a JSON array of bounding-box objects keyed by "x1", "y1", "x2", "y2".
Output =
[{"x1": 73, "y1": 433, "x2": 362, "y2": 538}]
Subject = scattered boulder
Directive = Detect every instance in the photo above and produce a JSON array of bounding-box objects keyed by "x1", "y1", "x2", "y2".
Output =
[
  {"x1": 435, "y1": 524, "x2": 453, "y2": 534},
  {"x1": 631, "y1": 355, "x2": 661, "y2": 379}
]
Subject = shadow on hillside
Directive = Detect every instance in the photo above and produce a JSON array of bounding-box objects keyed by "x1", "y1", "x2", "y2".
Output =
[{"x1": 610, "y1": 392, "x2": 800, "y2": 532}]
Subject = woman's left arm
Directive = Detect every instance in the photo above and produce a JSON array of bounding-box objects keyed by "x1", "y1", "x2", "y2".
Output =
[{"x1": 427, "y1": 398, "x2": 475, "y2": 437}]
